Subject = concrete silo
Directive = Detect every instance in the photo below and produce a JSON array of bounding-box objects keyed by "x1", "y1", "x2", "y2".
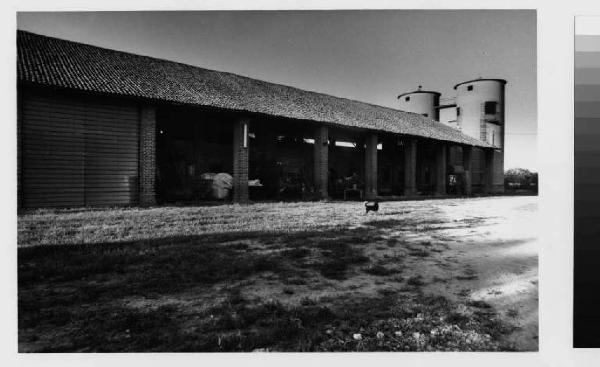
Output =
[
  {"x1": 454, "y1": 78, "x2": 507, "y2": 193},
  {"x1": 397, "y1": 86, "x2": 441, "y2": 121}
]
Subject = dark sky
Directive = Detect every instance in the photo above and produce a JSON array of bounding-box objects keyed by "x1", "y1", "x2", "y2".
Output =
[{"x1": 17, "y1": 10, "x2": 537, "y2": 170}]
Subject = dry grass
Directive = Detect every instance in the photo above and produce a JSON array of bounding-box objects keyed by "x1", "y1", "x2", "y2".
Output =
[
  {"x1": 18, "y1": 197, "x2": 538, "y2": 352},
  {"x1": 16, "y1": 199, "x2": 490, "y2": 247}
]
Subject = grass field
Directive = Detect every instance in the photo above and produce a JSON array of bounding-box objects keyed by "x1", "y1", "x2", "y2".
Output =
[{"x1": 17, "y1": 196, "x2": 538, "y2": 352}]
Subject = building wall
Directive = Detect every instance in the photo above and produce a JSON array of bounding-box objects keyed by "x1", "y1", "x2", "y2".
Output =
[{"x1": 18, "y1": 89, "x2": 141, "y2": 208}]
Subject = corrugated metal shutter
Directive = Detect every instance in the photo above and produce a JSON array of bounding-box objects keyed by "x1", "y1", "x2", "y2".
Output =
[
  {"x1": 20, "y1": 93, "x2": 139, "y2": 208},
  {"x1": 84, "y1": 101, "x2": 139, "y2": 206},
  {"x1": 21, "y1": 96, "x2": 86, "y2": 207}
]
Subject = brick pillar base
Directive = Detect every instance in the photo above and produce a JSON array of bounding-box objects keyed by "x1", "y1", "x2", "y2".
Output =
[
  {"x1": 404, "y1": 139, "x2": 417, "y2": 196},
  {"x1": 435, "y1": 143, "x2": 447, "y2": 196},
  {"x1": 463, "y1": 146, "x2": 473, "y2": 196},
  {"x1": 364, "y1": 133, "x2": 378, "y2": 200},
  {"x1": 233, "y1": 119, "x2": 250, "y2": 203},
  {"x1": 139, "y1": 106, "x2": 156, "y2": 206},
  {"x1": 313, "y1": 126, "x2": 329, "y2": 199}
]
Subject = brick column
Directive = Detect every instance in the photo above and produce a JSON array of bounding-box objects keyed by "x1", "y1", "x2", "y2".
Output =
[
  {"x1": 313, "y1": 126, "x2": 329, "y2": 199},
  {"x1": 404, "y1": 138, "x2": 417, "y2": 196},
  {"x1": 364, "y1": 133, "x2": 378, "y2": 200},
  {"x1": 484, "y1": 148, "x2": 494, "y2": 194},
  {"x1": 233, "y1": 118, "x2": 250, "y2": 203},
  {"x1": 492, "y1": 149, "x2": 505, "y2": 193},
  {"x1": 463, "y1": 146, "x2": 473, "y2": 196},
  {"x1": 17, "y1": 92, "x2": 23, "y2": 209},
  {"x1": 139, "y1": 106, "x2": 156, "y2": 206},
  {"x1": 435, "y1": 143, "x2": 447, "y2": 196}
]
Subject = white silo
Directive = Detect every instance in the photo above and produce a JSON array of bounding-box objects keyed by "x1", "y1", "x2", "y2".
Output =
[
  {"x1": 454, "y1": 78, "x2": 506, "y2": 147},
  {"x1": 454, "y1": 78, "x2": 507, "y2": 192},
  {"x1": 397, "y1": 86, "x2": 441, "y2": 121}
]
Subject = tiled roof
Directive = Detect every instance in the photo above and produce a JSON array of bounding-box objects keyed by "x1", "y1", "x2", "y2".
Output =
[{"x1": 17, "y1": 30, "x2": 491, "y2": 148}]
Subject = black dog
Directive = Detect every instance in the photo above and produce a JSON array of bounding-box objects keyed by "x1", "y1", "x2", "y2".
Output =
[{"x1": 365, "y1": 200, "x2": 379, "y2": 214}]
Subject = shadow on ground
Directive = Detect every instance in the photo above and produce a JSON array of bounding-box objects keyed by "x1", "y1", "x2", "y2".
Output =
[{"x1": 19, "y1": 225, "x2": 519, "y2": 352}]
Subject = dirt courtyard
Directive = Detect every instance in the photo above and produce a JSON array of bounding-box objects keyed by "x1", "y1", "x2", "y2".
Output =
[{"x1": 18, "y1": 196, "x2": 538, "y2": 352}]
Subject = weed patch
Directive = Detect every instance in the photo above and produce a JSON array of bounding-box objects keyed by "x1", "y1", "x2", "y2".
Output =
[
  {"x1": 408, "y1": 249, "x2": 430, "y2": 257},
  {"x1": 315, "y1": 241, "x2": 368, "y2": 280},
  {"x1": 456, "y1": 268, "x2": 478, "y2": 281},
  {"x1": 468, "y1": 300, "x2": 493, "y2": 309},
  {"x1": 362, "y1": 264, "x2": 401, "y2": 276},
  {"x1": 407, "y1": 275, "x2": 426, "y2": 286},
  {"x1": 281, "y1": 247, "x2": 311, "y2": 259}
]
